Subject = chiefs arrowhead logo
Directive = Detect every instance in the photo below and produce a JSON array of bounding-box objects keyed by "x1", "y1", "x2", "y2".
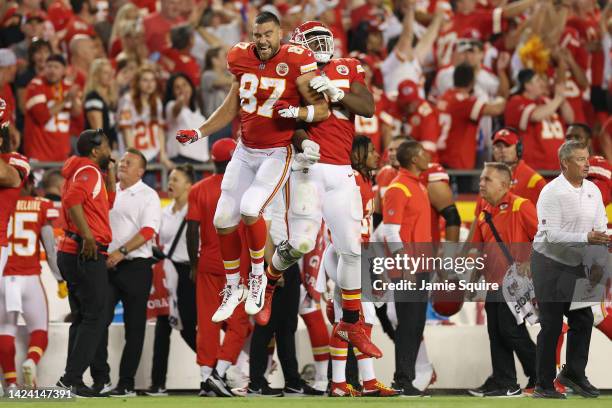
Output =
[
  {"x1": 336, "y1": 64, "x2": 349, "y2": 75},
  {"x1": 276, "y1": 63, "x2": 289, "y2": 76}
]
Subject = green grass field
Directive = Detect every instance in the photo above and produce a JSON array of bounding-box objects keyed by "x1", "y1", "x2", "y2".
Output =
[{"x1": 4, "y1": 395, "x2": 612, "y2": 408}]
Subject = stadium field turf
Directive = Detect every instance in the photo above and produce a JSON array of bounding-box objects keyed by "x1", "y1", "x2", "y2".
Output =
[{"x1": 7, "y1": 395, "x2": 612, "y2": 408}]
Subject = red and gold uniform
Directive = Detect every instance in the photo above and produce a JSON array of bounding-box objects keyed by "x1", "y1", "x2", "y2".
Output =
[
  {"x1": 437, "y1": 89, "x2": 487, "y2": 169},
  {"x1": 24, "y1": 76, "x2": 76, "y2": 162},
  {"x1": 588, "y1": 155, "x2": 611, "y2": 206},
  {"x1": 504, "y1": 95, "x2": 565, "y2": 170},
  {"x1": 0, "y1": 153, "x2": 30, "y2": 248}
]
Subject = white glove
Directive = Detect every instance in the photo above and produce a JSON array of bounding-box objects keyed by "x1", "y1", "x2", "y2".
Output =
[
  {"x1": 310, "y1": 75, "x2": 345, "y2": 103},
  {"x1": 292, "y1": 152, "x2": 312, "y2": 171},
  {"x1": 274, "y1": 101, "x2": 300, "y2": 119},
  {"x1": 301, "y1": 139, "x2": 320, "y2": 163}
]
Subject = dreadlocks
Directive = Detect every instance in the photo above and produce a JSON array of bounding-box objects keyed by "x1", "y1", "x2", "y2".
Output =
[{"x1": 351, "y1": 135, "x2": 373, "y2": 181}]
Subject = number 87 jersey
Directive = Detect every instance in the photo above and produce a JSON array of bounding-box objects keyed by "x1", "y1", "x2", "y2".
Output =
[{"x1": 227, "y1": 42, "x2": 318, "y2": 149}]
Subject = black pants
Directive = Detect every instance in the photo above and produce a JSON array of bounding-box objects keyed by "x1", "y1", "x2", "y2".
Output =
[
  {"x1": 91, "y1": 258, "x2": 154, "y2": 388},
  {"x1": 484, "y1": 291, "x2": 536, "y2": 387},
  {"x1": 393, "y1": 275, "x2": 428, "y2": 387},
  {"x1": 58, "y1": 251, "x2": 109, "y2": 385},
  {"x1": 150, "y1": 263, "x2": 197, "y2": 388},
  {"x1": 531, "y1": 250, "x2": 594, "y2": 390},
  {"x1": 249, "y1": 264, "x2": 300, "y2": 389}
]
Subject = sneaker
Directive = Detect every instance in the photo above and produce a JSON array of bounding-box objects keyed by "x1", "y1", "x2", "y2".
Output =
[
  {"x1": 468, "y1": 376, "x2": 498, "y2": 397},
  {"x1": 332, "y1": 321, "x2": 382, "y2": 358},
  {"x1": 399, "y1": 383, "x2": 423, "y2": 397},
  {"x1": 329, "y1": 382, "x2": 361, "y2": 397},
  {"x1": 554, "y1": 378, "x2": 567, "y2": 394},
  {"x1": 523, "y1": 378, "x2": 536, "y2": 396},
  {"x1": 206, "y1": 370, "x2": 234, "y2": 397},
  {"x1": 56, "y1": 379, "x2": 104, "y2": 398},
  {"x1": 21, "y1": 358, "x2": 37, "y2": 388},
  {"x1": 144, "y1": 386, "x2": 168, "y2": 396},
  {"x1": 254, "y1": 284, "x2": 276, "y2": 326},
  {"x1": 312, "y1": 380, "x2": 328, "y2": 394},
  {"x1": 212, "y1": 284, "x2": 247, "y2": 322},
  {"x1": 362, "y1": 381, "x2": 400, "y2": 397},
  {"x1": 284, "y1": 380, "x2": 325, "y2": 396},
  {"x1": 246, "y1": 383, "x2": 283, "y2": 397},
  {"x1": 108, "y1": 385, "x2": 137, "y2": 398},
  {"x1": 532, "y1": 386, "x2": 567, "y2": 399},
  {"x1": 556, "y1": 365, "x2": 599, "y2": 398},
  {"x1": 413, "y1": 364, "x2": 436, "y2": 391},
  {"x1": 91, "y1": 382, "x2": 113, "y2": 395},
  {"x1": 245, "y1": 274, "x2": 267, "y2": 315},
  {"x1": 483, "y1": 385, "x2": 523, "y2": 397},
  {"x1": 199, "y1": 381, "x2": 214, "y2": 397}
]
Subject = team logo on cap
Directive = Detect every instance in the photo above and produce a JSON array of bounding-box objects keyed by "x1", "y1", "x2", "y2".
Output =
[
  {"x1": 500, "y1": 203, "x2": 508, "y2": 210},
  {"x1": 411, "y1": 116, "x2": 421, "y2": 126},
  {"x1": 276, "y1": 63, "x2": 289, "y2": 76},
  {"x1": 336, "y1": 65, "x2": 349, "y2": 75}
]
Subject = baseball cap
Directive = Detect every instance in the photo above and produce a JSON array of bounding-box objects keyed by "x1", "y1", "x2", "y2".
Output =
[
  {"x1": 492, "y1": 128, "x2": 520, "y2": 146},
  {"x1": 76, "y1": 129, "x2": 105, "y2": 156},
  {"x1": 211, "y1": 138, "x2": 237, "y2": 162},
  {"x1": 25, "y1": 10, "x2": 46, "y2": 23},
  {"x1": 0, "y1": 49, "x2": 17, "y2": 67},
  {"x1": 46, "y1": 54, "x2": 67, "y2": 66},
  {"x1": 397, "y1": 80, "x2": 421, "y2": 105}
]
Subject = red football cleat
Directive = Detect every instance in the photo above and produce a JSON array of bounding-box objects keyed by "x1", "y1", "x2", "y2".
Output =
[
  {"x1": 362, "y1": 381, "x2": 399, "y2": 397},
  {"x1": 254, "y1": 285, "x2": 276, "y2": 326},
  {"x1": 333, "y1": 321, "x2": 383, "y2": 358},
  {"x1": 329, "y1": 382, "x2": 361, "y2": 397}
]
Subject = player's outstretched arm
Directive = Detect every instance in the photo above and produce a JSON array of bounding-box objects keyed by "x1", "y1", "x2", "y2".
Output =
[{"x1": 176, "y1": 79, "x2": 240, "y2": 145}]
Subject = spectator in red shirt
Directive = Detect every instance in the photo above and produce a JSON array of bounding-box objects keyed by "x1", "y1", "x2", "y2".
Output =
[
  {"x1": 24, "y1": 54, "x2": 83, "y2": 162},
  {"x1": 160, "y1": 24, "x2": 201, "y2": 90},
  {"x1": 63, "y1": 0, "x2": 97, "y2": 47},
  {"x1": 143, "y1": 0, "x2": 184, "y2": 55}
]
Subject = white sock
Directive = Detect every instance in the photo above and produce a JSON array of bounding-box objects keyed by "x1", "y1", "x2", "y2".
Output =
[
  {"x1": 357, "y1": 357, "x2": 375, "y2": 382},
  {"x1": 216, "y1": 360, "x2": 231, "y2": 378},
  {"x1": 251, "y1": 262, "x2": 264, "y2": 276},
  {"x1": 331, "y1": 359, "x2": 347, "y2": 383},
  {"x1": 315, "y1": 360, "x2": 328, "y2": 382},
  {"x1": 226, "y1": 272, "x2": 240, "y2": 287},
  {"x1": 200, "y1": 365, "x2": 213, "y2": 382}
]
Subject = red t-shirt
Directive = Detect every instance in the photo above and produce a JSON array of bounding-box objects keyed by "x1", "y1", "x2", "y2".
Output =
[
  {"x1": 588, "y1": 155, "x2": 611, "y2": 206},
  {"x1": 227, "y1": 42, "x2": 318, "y2": 149},
  {"x1": 47, "y1": 0, "x2": 74, "y2": 32},
  {"x1": 504, "y1": 94, "x2": 565, "y2": 170},
  {"x1": 437, "y1": 89, "x2": 486, "y2": 169},
  {"x1": 0, "y1": 153, "x2": 30, "y2": 246},
  {"x1": 58, "y1": 157, "x2": 114, "y2": 254},
  {"x1": 186, "y1": 174, "x2": 249, "y2": 276},
  {"x1": 143, "y1": 12, "x2": 185, "y2": 54},
  {"x1": 4, "y1": 197, "x2": 59, "y2": 276},
  {"x1": 307, "y1": 58, "x2": 366, "y2": 164},
  {"x1": 388, "y1": 99, "x2": 440, "y2": 156},
  {"x1": 160, "y1": 48, "x2": 201, "y2": 88},
  {"x1": 383, "y1": 168, "x2": 432, "y2": 242}
]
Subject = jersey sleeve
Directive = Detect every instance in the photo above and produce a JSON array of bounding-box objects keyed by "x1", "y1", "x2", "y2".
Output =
[
  {"x1": 416, "y1": 103, "x2": 440, "y2": 150},
  {"x1": 7, "y1": 153, "x2": 30, "y2": 180},
  {"x1": 186, "y1": 186, "x2": 201, "y2": 222},
  {"x1": 226, "y1": 43, "x2": 249, "y2": 76},
  {"x1": 25, "y1": 80, "x2": 51, "y2": 126},
  {"x1": 505, "y1": 96, "x2": 536, "y2": 131},
  {"x1": 41, "y1": 199, "x2": 60, "y2": 224},
  {"x1": 464, "y1": 95, "x2": 487, "y2": 122},
  {"x1": 287, "y1": 45, "x2": 318, "y2": 76},
  {"x1": 426, "y1": 163, "x2": 449, "y2": 184},
  {"x1": 383, "y1": 183, "x2": 410, "y2": 225},
  {"x1": 351, "y1": 59, "x2": 366, "y2": 86},
  {"x1": 84, "y1": 92, "x2": 104, "y2": 113},
  {"x1": 517, "y1": 198, "x2": 538, "y2": 240}
]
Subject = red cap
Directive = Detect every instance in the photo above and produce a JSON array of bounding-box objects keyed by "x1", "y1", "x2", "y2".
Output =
[
  {"x1": 211, "y1": 138, "x2": 237, "y2": 162},
  {"x1": 492, "y1": 128, "x2": 520, "y2": 146},
  {"x1": 25, "y1": 10, "x2": 47, "y2": 23},
  {"x1": 397, "y1": 80, "x2": 421, "y2": 104}
]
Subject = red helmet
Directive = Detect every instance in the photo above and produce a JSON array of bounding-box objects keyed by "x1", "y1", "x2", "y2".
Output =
[{"x1": 290, "y1": 21, "x2": 334, "y2": 64}]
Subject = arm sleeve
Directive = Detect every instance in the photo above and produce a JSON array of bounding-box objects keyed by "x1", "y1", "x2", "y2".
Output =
[
  {"x1": 382, "y1": 185, "x2": 408, "y2": 225},
  {"x1": 537, "y1": 189, "x2": 589, "y2": 243},
  {"x1": 25, "y1": 86, "x2": 51, "y2": 126},
  {"x1": 83, "y1": 94, "x2": 104, "y2": 113},
  {"x1": 520, "y1": 200, "x2": 539, "y2": 240},
  {"x1": 7, "y1": 154, "x2": 31, "y2": 180},
  {"x1": 41, "y1": 224, "x2": 62, "y2": 281},
  {"x1": 351, "y1": 60, "x2": 367, "y2": 86}
]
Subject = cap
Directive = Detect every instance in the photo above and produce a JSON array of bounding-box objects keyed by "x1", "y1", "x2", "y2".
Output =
[
  {"x1": 211, "y1": 138, "x2": 237, "y2": 162},
  {"x1": 25, "y1": 10, "x2": 46, "y2": 23},
  {"x1": 492, "y1": 128, "x2": 520, "y2": 146},
  {"x1": 76, "y1": 129, "x2": 105, "y2": 156},
  {"x1": 46, "y1": 54, "x2": 66, "y2": 66},
  {"x1": 0, "y1": 49, "x2": 17, "y2": 67},
  {"x1": 397, "y1": 80, "x2": 421, "y2": 105}
]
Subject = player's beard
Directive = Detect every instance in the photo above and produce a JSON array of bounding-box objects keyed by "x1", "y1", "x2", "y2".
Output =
[{"x1": 99, "y1": 154, "x2": 111, "y2": 170}]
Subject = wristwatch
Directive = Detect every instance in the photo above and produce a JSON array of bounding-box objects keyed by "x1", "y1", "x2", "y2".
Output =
[{"x1": 119, "y1": 246, "x2": 129, "y2": 256}]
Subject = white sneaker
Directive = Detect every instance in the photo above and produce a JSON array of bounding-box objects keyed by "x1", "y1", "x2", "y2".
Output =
[
  {"x1": 212, "y1": 285, "x2": 247, "y2": 323},
  {"x1": 244, "y1": 274, "x2": 267, "y2": 315},
  {"x1": 313, "y1": 380, "x2": 328, "y2": 393},
  {"x1": 22, "y1": 358, "x2": 37, "y2": 388}
]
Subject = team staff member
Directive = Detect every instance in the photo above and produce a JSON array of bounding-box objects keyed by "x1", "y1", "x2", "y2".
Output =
[
  {"x1": 56, "y1": 129, "x2": 115, "y2": 397},
  {"x1": 531, "y1": 141, "x2": 609, "y2": 399},
  {"x1": 186, "y1": 139, "x2": 250, "y2": 397},
  {"x1": 94, "y1": 148, "x2": 162, "y2": 397},
  {"x1": 469, "y1": 162, "x2": 537, "y2": 398},
  {"x1": 382, "y1": 140, "x2": 431, "y2": 397}
]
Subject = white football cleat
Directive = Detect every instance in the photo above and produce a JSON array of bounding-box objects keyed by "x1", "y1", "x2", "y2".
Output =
[
  {"x1": 22, "y1": 358, "x2": 37, "y2": 388},
  {"x1": 244, "y1": 274, "x2": 267, "y2": 315},
  {"x1": 212, "y1": 285, "x2": 247, "y2": 323}
]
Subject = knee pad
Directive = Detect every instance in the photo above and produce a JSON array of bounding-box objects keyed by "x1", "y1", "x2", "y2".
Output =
[
  {"x1": 213, "y1": 195, "x2": 239, "y2": 229},
  {"x1": 290, "y1": 180, "x2": 320, "y2": 218}
]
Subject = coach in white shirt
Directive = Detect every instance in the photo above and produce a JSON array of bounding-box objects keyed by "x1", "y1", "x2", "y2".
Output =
[
  {"x1": 92, "y1": 148, "x2": 162, "y2": 397},
  {"x1": 531, "y1": 140, "x2": 610, "y2": 399}
]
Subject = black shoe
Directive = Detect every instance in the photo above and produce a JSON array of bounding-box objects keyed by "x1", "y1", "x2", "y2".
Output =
[
  {"x1": 199, "y1": 381, "x2": 213, "y2": 397},
  {"x1": 246, "y1": 383, "x2": 284, "y2": 397},
  {"x1": 399, "y1": 383, "x2": 423, "y2": 397},
  {"x1": 206, "y1": 370, "x2": 233, "y2": 397},
  {"x1": 108, "y1": 385, "x2": 137, "y2": 398},
  {"x1": 91, "y1": 381, "x2": 113, "y2": 395},
  {"x1": 483, "y1": 385, "x2": 522, "y2": 397},
  {"x1": 532, "y1": 386, "x2": 567, "y2": 399},
  {"x1": 284, "y1": 380, "x2": 324, "y2": 396},
  {"x1": 468, "y1": 376, "x2": 498, "y2": 397},
  {"x1": 556, "y1": 365, "x2": 599, "y2": 398},
  {"x1": 56, "y1": 379, "x2": 104, "y2": 398},
  {"x1": 144, "y1": 386, "x2": 168, "y2": 397}
]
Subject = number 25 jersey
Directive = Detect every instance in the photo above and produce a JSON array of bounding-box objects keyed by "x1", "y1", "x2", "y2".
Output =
[{"x1": 227, "y1": 42, "x2": 318, "y2": 149}]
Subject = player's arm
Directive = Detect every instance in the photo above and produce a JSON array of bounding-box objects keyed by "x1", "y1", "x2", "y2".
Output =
[
  {"x1": 41, "y1": 222, "x2": 63, "y2": 281},
  {"x1": 481, "y1": 97, "x2": 507, "y2": 117},
  {"x1": 382, "y1": 186, "x2": 407, "y2": 250},
  {"x1": 428, "y1": 181, "x2": 460, "y2": 242},
  {"x1": 294, "y1": 71, "x2": 330, "y2": 122},
  {"x1": 335, "y1": 82, "x2": 374, "y2": 118},
  {"x1": 186, "y1": 220, "x2": 199, "y2": 280},
  {"x1": 0, "y1": 158, "x2": 22, "y2": 188},
  {"x1": 176, "y1": 79, "x2": 240, "y2": 145}
]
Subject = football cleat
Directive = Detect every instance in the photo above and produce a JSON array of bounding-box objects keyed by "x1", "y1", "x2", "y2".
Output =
[
  {"x1": 329, "y1": 382, "x2": 361, "y2": 397},
  {"x1": 362, "y1": 381, "x2": 400, "y2": 397},
  {"x1": 245, "y1": 274, "x2": 267, "y2": 315},
  {"x1": 212, "y1": 285, "x2": 247, "y2": 323},
  {"x1": 254, "y1": 284, "x2": 276, "y2": 326},
  {"x1": 22, "y1": 358, "x2": 37, "y2": 388},
  {"x1": 333, "y1": 321, "x2": 382, "y2": 358}
]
